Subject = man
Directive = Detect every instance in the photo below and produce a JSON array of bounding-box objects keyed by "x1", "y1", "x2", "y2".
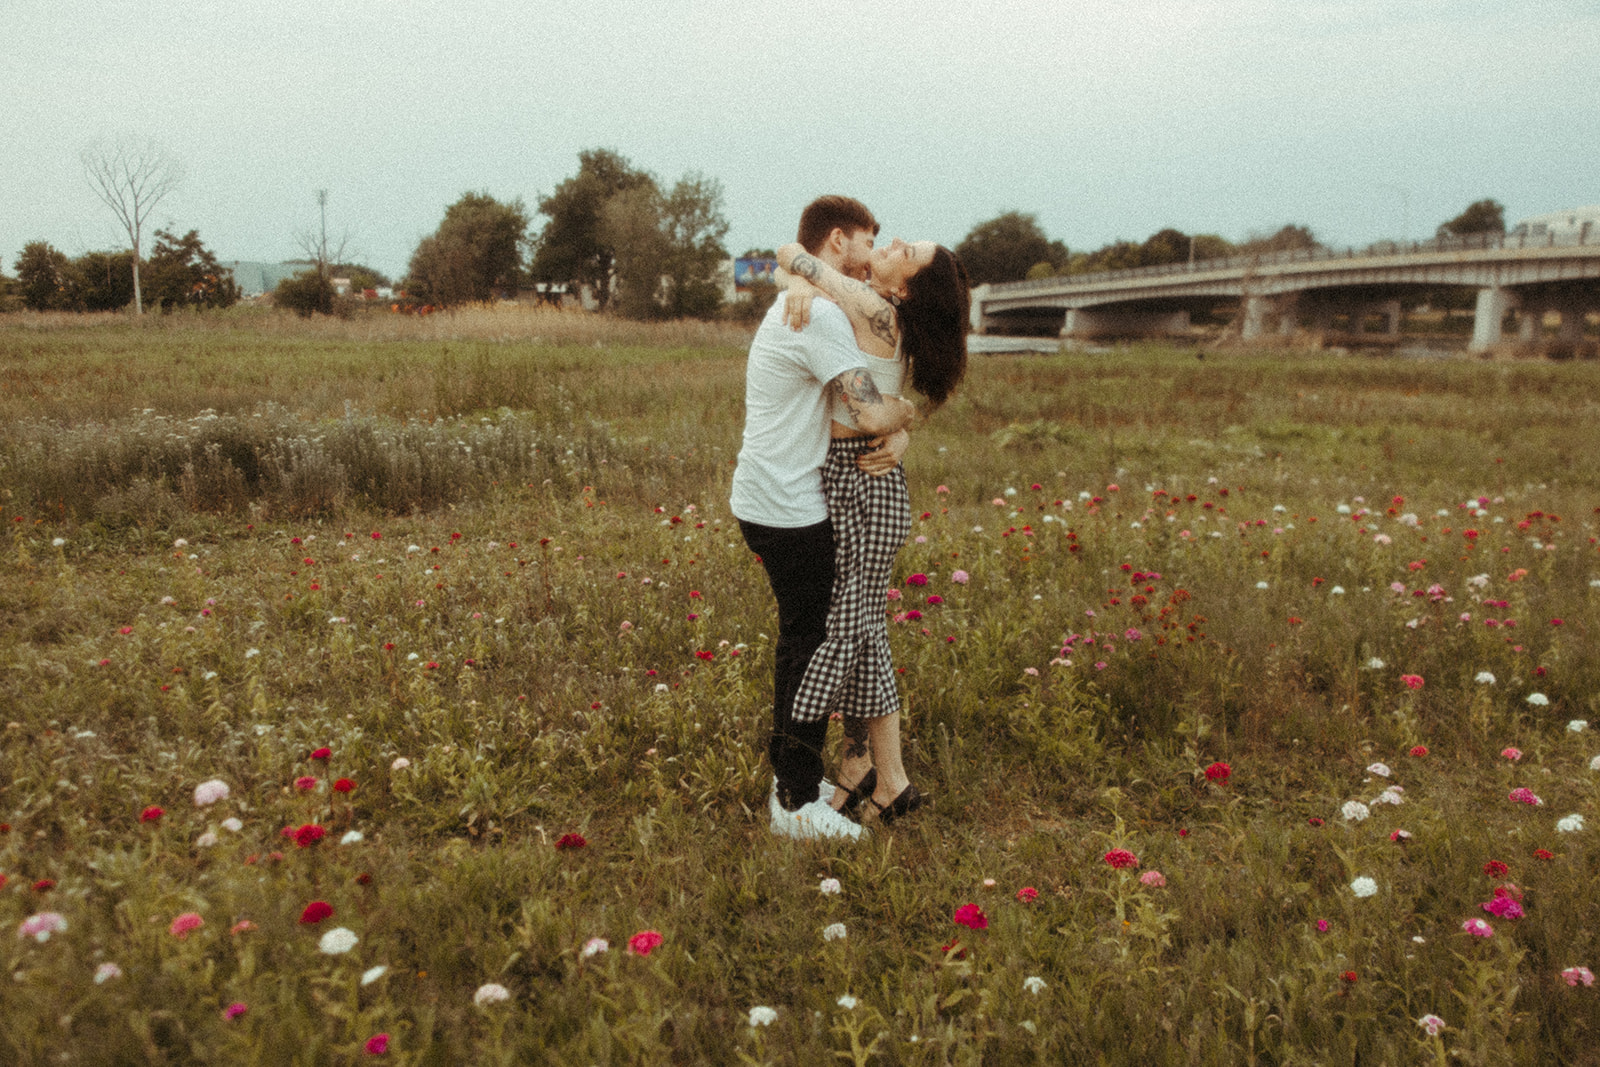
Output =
[{"x1": 730, "y1": 195, "x2": 915, "y2": 841}]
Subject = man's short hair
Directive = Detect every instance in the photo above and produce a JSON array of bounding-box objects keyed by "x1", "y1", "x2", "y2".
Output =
[{"x1": 797, "y1": 196, "x2": 879, "y2": 254}]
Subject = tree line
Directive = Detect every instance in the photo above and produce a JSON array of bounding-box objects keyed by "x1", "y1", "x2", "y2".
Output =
[{"x1": 954, "y1": 200, "x2": 1508, "y2": 286}]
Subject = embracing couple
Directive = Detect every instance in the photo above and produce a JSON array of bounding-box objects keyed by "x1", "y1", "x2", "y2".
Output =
[{"x1": 730, "y1": 195, "x2": 970, "y2": 841}]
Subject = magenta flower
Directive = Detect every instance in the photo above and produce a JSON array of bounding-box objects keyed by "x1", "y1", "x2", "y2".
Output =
[
  {"x1": 1482, "y1": 897, "x2": 1524, "y2": 920},
  {"x1": 1501, "y1": 747, "x2": 1523, "y2": 761},
  {"x1": 223, "y1": 1002, "x2": 248, "y2": 1021},
  {"x1": 1507, "y1": 788, "x2": 1544, "y2": 806},
  {"x1": 1104, "y1": 849, "x2": 1139, "y2": 870},
  {"x1": 364, "y1": 1033, "x2": 390, "y2": 1055},
  {"x1": 952, "y1": 903, "x2": 989, "y2": 930},
  {"x1": 169, "y1": 912, "x2": 204, "y2": 939},
  {"x1": 1462, "y1": 918, "x2": 1495, "y2": 938},
  {"x1": 628, "y1": 930, "x2": 663, "y2": 956},
  {"x1": 905, "y1": 573, "x2": 928, "y2": 587}
]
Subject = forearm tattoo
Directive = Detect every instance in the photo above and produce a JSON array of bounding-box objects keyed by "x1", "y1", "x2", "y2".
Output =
[
  {"x1": 833, "y1": 368, "x2": 884, "y2": 423},
  {"x1": 790, "y1": 253, "x2": 823, "y2": 281},
  {"x1": 842, "y1": 716, "x2": 869, "y2": 760},
  {"x1": 791, "y1": 252, "x2": 897, "y2": 346}
]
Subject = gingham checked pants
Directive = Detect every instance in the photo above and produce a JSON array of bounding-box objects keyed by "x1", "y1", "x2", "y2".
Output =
[{"x1": 790, "y1": 437, "x2": 912, "y2": 723}]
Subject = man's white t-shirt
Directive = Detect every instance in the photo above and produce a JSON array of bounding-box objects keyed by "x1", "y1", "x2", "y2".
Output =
[{"x1": 730, "y1": 297, "x2": 865, "y2": 528}]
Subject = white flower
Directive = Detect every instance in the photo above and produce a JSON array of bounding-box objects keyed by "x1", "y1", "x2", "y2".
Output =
[
  {"x1": 361, "y1": 965, "x2": 388, "y2": 986},
  {"x1": 1330, "y1": 586, "x2": 1345, "y2": 594},
  {"x1": 1023, "y1": 976, "x2": 1047, "y2": 995},
  {"x1": 818, "y1": 878, "x2": 841, "y2": 895},
  {"x1": 52, "y1": 537, "x2": 66, "y2": 547},
  {"x1": 822, "y1": 923, "x2": 847, "y2": 942},
  {"x1": 1365, "y1": 657, "x2": 1385, "y2": 670},
  {"x1": 1342, "y1": 801, "x2": 1371, "y2": 822},
  {"x1": 318, "y1": 927, "x2": 359, "y2": 954},
  {"x1": 655, "y1": 683, "x2": 669, "y2": 693},
  {"x1": 1527, "y1": 693, "x2": 1550, "y2": 706},
  {"x1": 244, "y1": 647, "x2": 260, "y2": 659},
  {"x1": 1557, "y1": 814, "x2": 1585, "y2": 833},
  {"x1": 1568, "y1": 720, "x2": 1588, "y2": 733},
  {"x1": 93, "y1": 961, "x2": 123, "y2": 984},
  {"x1": 1366, "y1": 762, "x2": 1391, "y2": 778},
  {"x1": 748, "y1": 1006, "x2": 777, "y2": 1027},
  {"x1": 1005, "y1": 487, "x2": 1017, "y2": 496},
  {"x1": 390, "y1": 757, "x2": 411, "y2": 771},
  {"x1": 193, "y1": 779, "x2": 230, "y2": 806},
  {"x1": 406, "y1": 653, "x2": 419, "y2": 662},
  {"x1": 339, "y1": 830, "x2": 364, "y2": 845},
  {"x1": 173, "y1": 538, "x2": 188, "y2": 548},
  {"x1": 1475, "y1": 671, "x2": 1496, "y2": 685},
  {"x1": 473, "y1": 982, "x2": 511, "y2": 1006},
  {"x1": 836, "y1": 994, "x2": 858, "y2": 1010},
  {"x1": 1256, "y1": 581, "x2": 1270, "y2": 590},
  {"x1": 581, "y1": 937, "x2": 608, "y2": 957},
  {"x1": 1350, "y1": 876, "x2": 1378, "y2": 898},
  {"x1": 1417, "y1": 1014, "x2": 1446, "y2": 1036},
  {"x1": 221, "y1": 817, "x2": 243, "y2": 833},
  {"x1": 1373, "y1": 787, "x2": 1404, "y2": 806},
  {"x1": 1336, "y1": 504, "x2": 1351, "y2": 515},
  {"x1": 1590, "y1": 755, "x2": 1600, "y2": 772},
  {"x1": 195, "y1": 831, "x2": 218, "y2": 848}
]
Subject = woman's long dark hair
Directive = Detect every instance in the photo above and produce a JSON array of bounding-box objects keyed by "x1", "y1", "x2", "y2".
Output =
[{"x1": 897, "y1": 245, "x2": 969, "y2": 409}]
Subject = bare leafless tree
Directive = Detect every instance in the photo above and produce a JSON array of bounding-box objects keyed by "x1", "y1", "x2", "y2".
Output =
[
  {"x1": 295, "y1": 189, "x2": 352, "y2": 280},
  {"x1": 80, "y1": 139, "x2": 182, "y2": 315}
]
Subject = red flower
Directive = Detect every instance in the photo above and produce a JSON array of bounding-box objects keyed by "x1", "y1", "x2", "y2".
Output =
[
  {"x1": 333, "y1": 778, "x2": 355, "y2": 794},
  {"x1": 140, "y1": 805, "x2": 165, "y2": 823},
  {"x1": 952, "y1": 903, "x2": 989, "y2": 930},
  {"x1": 299, "y1": 900, "x2": 333, "y2": 925},
  {"x1": 695, "y1": 650, "x2": 715, "y2": 661},
  {"x1": 1533, "y1": 848, "x2": 1554, "y2": 860},
  {"x1": 1203, "y1": 761, "x2": 1231, "y2": 783},
  {"x1": 627, "y1": 930, "x2": 663, "y2": 956},
  {"x1": 364, "y1": 1033, "x2": 390, "y2": 1055},
  {"x1": 310, "y1": 747, "x2": 332, "y2": 760},
  {"x1": 555, "y1": 833, "x2": 587, "y2": 850},
  {"x1": 1103, "y1": 849, "x2": 1139, "y2": 870},
  {"x1": 939, "y1": 937, "x2": 967, "y2": 959},
  {"x1": 1341, "y1": 971, "x2": 1358, "y2": 984},
  {"x1": 294, "y1": 824, "x2": 327, "y2": 848},
  {"x1": 32, "y1": 879, "x2": 55, "y2": 893},
  {"x1": 370, "y1": 531, "x2": 381, "y2": 540},
  {"x1": 356, "y1": 872, "x2": 373, "y2": 886},
  {"x1": 1409, "y1": 745, "x2": 1429, "y2": 757},
  {"x1": 1015, "y1": 886, "x2": 1039, "y2": 903},
  {"x1": 1483, "y1": 860, "x2": 1508, "y2": 877}
]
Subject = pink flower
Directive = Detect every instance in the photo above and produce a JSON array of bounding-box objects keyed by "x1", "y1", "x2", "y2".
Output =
[
  {"x1": 936, "y1": 485, "x2": 949, "y2": 494},
  {"x1": 952, "y1": 903, "x2": 989, "y2": 930},
  {"x1": 1482, "y1": 897, "x2": 1523, "y2": 919},
  {"x1": 1462, "y1": 918, "x2": 1494, "y2": 938},
  {"x1": 1400, "y1": 674, "x2": 1424, "y2": 690},
  {"x1": 1316, "y1": 919, "x2": 1330, "y2": 932},
  {"x1": 1561, "y1": 966, "x2": 1595, "y2": 987},
  {"x1": 364, "y1": 1033, "x2": 390, "y2": 1055},
  {"x1": 169, "y1": 912, "x2": 205, "y2": 939},
  {"x1": 1507, "y1": 788, "x2": 1543, "y2": 806},
  {"x1": 294, "y1": 776, "x2": 317, "y2": 791},
  {"x1": 1016, "y1": 886, "x2": 1038, "y2": 903},
  {"x1": 950, "y1": 570, "x2": 969, "y2": 585},
  {"x1": 17, "y1": 912, "x2": 68, "y2": 942},
  {"x1": 1501, "y1": 747, "x2": 1523, "y2": 762},
  {"x1": 627, "y1": 930, "x2": 663, "y2": 956},
  {"x1": 1139, "y1": 870, "x2": 1166, "y2": 888},
  {"x1": 1103, "y1": 849, "x2": 1138, "y2": 870},
  {"x1": 884, "y1": 588, "x2": 902, "y2": 601},
  {"x1": 223, "y1": 1002, "x2": 248, "y2": 1021}
]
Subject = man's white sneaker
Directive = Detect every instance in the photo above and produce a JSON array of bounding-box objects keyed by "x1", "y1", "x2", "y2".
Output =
[{"x1": 770, "y1": 795, "x2": 865, "y2": 841}]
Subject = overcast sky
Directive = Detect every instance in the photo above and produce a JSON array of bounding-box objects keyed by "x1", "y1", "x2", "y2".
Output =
[{"x1": 3, "y1": 0, "x2": 1595, "y2": 281}]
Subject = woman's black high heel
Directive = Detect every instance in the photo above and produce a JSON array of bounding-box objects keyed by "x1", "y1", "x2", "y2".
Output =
[
  {"x1": 837, "y1": 769, "x2": 877, "y2": 819},
  {"x1": 870, "y1": 783, "x2": 926, "y2": 826}
]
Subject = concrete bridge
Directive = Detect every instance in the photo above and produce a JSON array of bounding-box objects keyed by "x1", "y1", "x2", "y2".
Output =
[{"x1": 971, "y1": 232, "x2": 1600, "y2": 351}]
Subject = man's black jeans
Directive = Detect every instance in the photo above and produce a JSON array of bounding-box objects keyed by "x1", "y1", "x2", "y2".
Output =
[{"x1": 738, "y1": 518, "x2": 834, "y2": 809}]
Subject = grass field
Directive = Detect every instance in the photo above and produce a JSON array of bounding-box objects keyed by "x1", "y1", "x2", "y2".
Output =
[{"x1": 2, "y1": 306, "x2": 1598, "y2": 1064}]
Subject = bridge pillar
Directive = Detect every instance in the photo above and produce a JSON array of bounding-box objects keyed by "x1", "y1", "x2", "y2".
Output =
[
  {"x1": 1470, "y1": 287, "x2": 1516, "y2": 353},
  {"x1": 1380, "y1": 299, "x2": 1402, "y2": 337},
  {"x1": 1518, "y1": 303, "x2": 1541, "y2": 344},
  {"x1": 1241, "y1": 295, "x2": 1271, "y2": 339},
  {"x1": 1556, "y1": 300, "x2": 1587, "y2": 344}
]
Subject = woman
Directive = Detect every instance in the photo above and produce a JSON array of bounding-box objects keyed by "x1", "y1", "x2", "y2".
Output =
[{"x1": 775, "y1": 237, "x2": 969, "y2": 824}]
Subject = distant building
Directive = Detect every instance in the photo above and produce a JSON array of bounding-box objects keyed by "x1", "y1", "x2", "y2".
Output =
[{"x1": 220, "y1": 261, "x2": 310, "y2": 299}]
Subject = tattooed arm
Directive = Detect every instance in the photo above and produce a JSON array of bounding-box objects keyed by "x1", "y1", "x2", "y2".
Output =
[
  {"x1": 831, "y1": 366, "x2": 914, "y2": 437},
  {"x1": 777, "y1": 242, "x2": 897, "y2": 360}
]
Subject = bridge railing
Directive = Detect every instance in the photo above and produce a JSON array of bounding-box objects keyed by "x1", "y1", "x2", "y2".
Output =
[{"x1": 986, "y1": 228, "x2": 1597, "y2": 294}]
